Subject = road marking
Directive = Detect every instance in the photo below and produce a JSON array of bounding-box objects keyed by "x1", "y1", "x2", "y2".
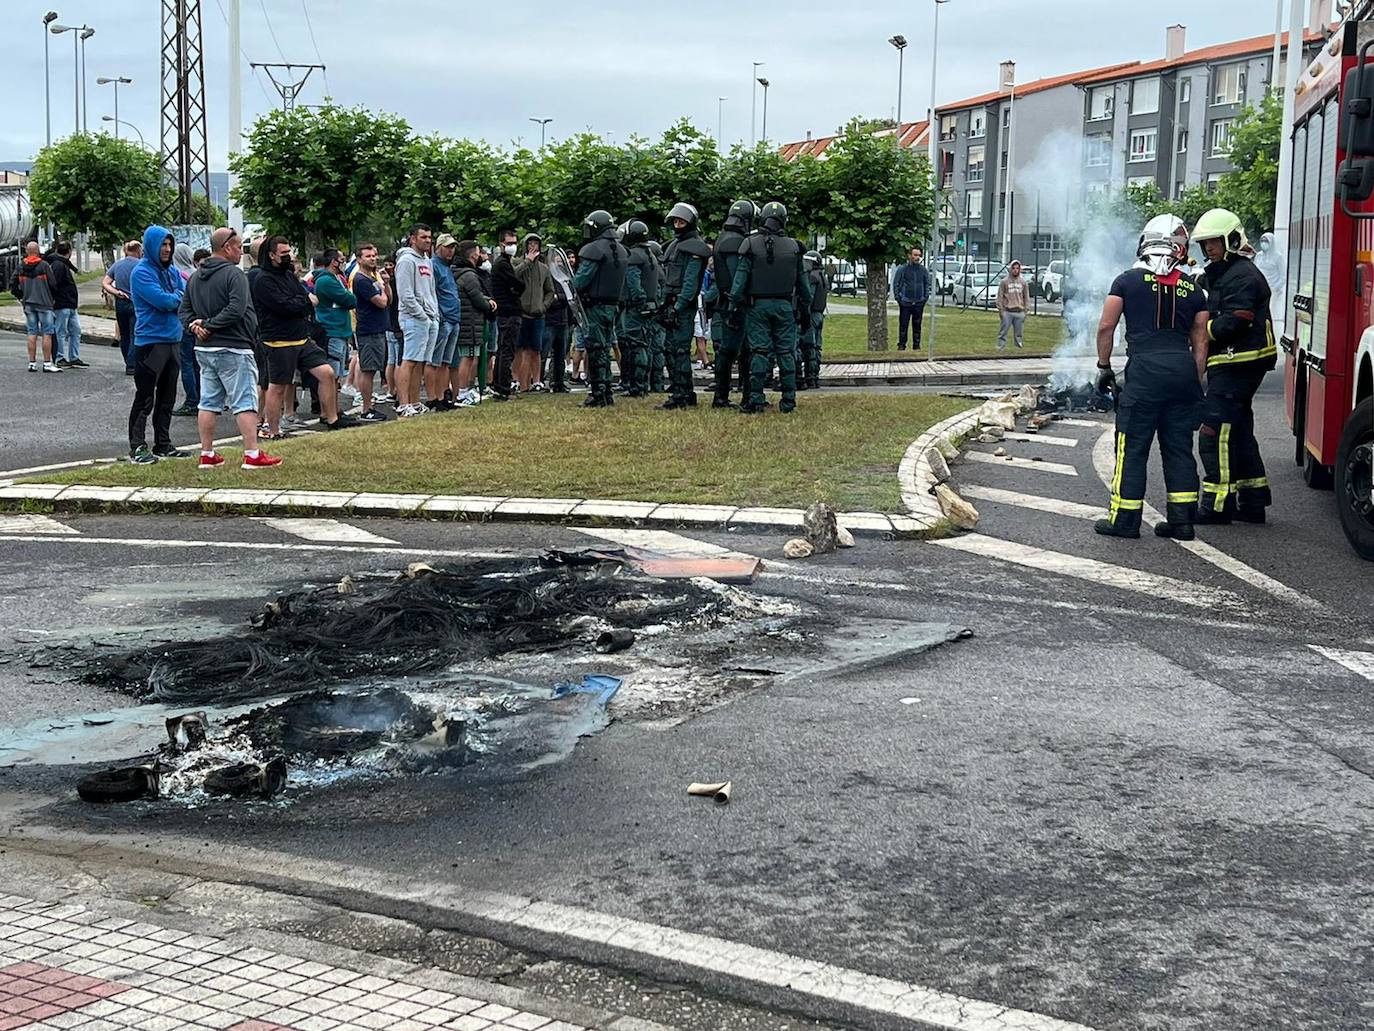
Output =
[
  {"x1": 930, "y1": 533, "x2": 1242, "y2": 609},
  {"x1": 1090, "y1": 428, "x2": 1324, "y2": 611},
  {"x1": 254, "y1": 517, "x2": 399, "y2": 545},
  {"x1": 1056, "y1": 417, "x2": 1105, "y2": 427},
  {"x1": 963, "y1": 450, "x2": 1079, "y2": 476},
  {"x1": 0, "y1": 515, "x2": 77, "y2": 535},
  {"x1": 570, "y1": 526, "x2": 740, "y2": 557},
  {"x1": 960, "y1": 485, "x2": 1105, "y2": 520},
  {"x1": 1310, "y1": 645, "x2": 1374, "y2": 682},
  {"x1": 0, "y1": 534, "x2": 512, "y2": 561},
  {"x1": 1004, "y1": 431, "x2": 1080, "y2": 447}
]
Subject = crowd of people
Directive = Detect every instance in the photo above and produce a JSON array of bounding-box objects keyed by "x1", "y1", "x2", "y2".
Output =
[{"x1": 12, "y1": 197, "x2": 835, "y2": 469}]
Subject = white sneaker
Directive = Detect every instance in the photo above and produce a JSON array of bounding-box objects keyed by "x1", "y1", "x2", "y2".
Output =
[
  {"x1": 42, "y1": 362, "x2": 61, "y2": 373},
  {"x1": 27, "y1": 362, "x2": 37, "y2": 372},
  {"x1": 372, "y1": 392, "x2": 395, "y2": 405},
  {"x1": 457, "y1": 391, "x2": 478, "y2": 407}
]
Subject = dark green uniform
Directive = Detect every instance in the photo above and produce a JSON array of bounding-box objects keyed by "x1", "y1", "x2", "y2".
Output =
[
  {"x1": 572, "y1": 224, "x2": 629, "y2": 407},
  {"x1": 799, "y1": 261, "x2": 827, "y2": 389},
  {"x1": 618, "y1": 230, "x2": 656, "y2": 397},
  {"x1": 712, "y1": 206, "x2": 753, "y2": 406},
  {"x1": 661, "y1": 210, "x2": 710, "y2": 408},
  {"x1": 646, "y1": 242, "x2": 667, "y2": 392},
  {"x1": 729, "y1": 229, "x2": 812, "y2": 412}
]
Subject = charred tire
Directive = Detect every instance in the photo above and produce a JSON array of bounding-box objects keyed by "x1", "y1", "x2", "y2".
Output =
[
  {"x1": 203, "y1": 763, "x2": 262, "y2": 798},
  {"x1": 77, "y1": 767, "x2": 154, "y2": 804},
  {"x1": 1336, "y1": 397, "x2": 1374, "y2": 560},
  {"x1": 1303, "y1": 450, "x2": 1334, "y2": 490}
]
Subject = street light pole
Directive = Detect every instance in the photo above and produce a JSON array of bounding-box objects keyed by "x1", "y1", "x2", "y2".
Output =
[
  {"x1": 757, "y1": 78, "x2": 770, "y2": 143},
  {"x1": 50, "y1": 24, "x2": 86, "y2": 135},
  {"x1": 889, "y1": 35, "x2": 908, "y2": 132},
  {"x1": 751, "y1": 61, "x2": 763, "y2": 145},
  {"x1": 101, "y1": 116, "x2": 145, "y2": 147},
  {"x1": 717, "y1": 96, "x2": 727, "y2": 149},
  {"x1": 42, "y1": 12, "x2": 58, "y2": 147},
  {"x1": 97, "y1": 76, "x2": 130, "y2": 138},
  {"x1": 927, "y1": 0, "x2": 950, "y2": 361},
  {"x1": 529, "y1": 117, "x2": 553, "y2": 148},
  {"x1": 79, "y1": 27, "x2": 94, "y2": 134},
  {"x1": 1002, "y1": 66, "x2": 1017, "y2": 263}
]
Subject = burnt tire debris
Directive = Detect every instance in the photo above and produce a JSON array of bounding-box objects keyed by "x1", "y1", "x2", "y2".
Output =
[
  {"x1": 75, "y1": 764, "x2": 160, "y2": 804},
  {"x1": 78, "y1": 558, "x2": 726, "y2": 705}
]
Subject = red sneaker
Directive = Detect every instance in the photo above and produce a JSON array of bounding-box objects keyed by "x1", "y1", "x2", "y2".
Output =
[
  {"x1": 198, "y1": 452, "x2": 225, "y2": 471},
  {"x1": 241, "y1": 451, "x2": 283, "y2": 470}
]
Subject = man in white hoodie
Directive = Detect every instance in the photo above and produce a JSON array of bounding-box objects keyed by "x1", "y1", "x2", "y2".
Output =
[{"x1": 394, "y1": 223, "x2": 438, "y2": 417}]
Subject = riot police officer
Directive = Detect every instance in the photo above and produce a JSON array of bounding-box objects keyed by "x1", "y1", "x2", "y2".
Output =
[
  {"x1": 711, "y1": 200, "x2": 757, "y2": 408},
  {"x1": 1094, "y1": 215, "x2": 1209, "y2": 540},
  {"x1": 798, "y1": 250, "x2": 827, "y2": 390},
  {"x1": 571, "y1": 209, "x2": 629, "y2": 408},
  {"x1": 618, "y1": 219, "x2": 656, "y2": 397},
  {"x1": 1192, "y1": 207, "x2": 1277, "y2": 524},
  {"x1": 728, "y1": 201, "x2": 812, "y2": 413},
  {"x1": 645, "y1": 240, "x2": 668, "y2": 392},
  {"x1": 659, "y1": 202, "x2": 712, "y2": 409}
]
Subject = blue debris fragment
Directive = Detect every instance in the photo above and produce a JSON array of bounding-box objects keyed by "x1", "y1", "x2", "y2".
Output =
[{"x1": 552, "y1": 675, "x2": 623, "y2": 707}]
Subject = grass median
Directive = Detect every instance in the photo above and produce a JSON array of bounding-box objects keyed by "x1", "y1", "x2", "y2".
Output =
[
  {"x1": 39, "y1": 393, "x2": 974, "y2": 512},
  {"x1": 820, "y1": 307, "x2": 1060, "y2": 360}
]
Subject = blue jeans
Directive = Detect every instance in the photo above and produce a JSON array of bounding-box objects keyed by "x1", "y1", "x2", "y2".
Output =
[
  {"x1": 433, "y1": 322, "x2": 461, "y2": 367},
  {"x1": 400, "y1": 317, "x2": 439, "y2": 364},
  {"x1": 179, "y1": 331, "x2": 199, "y2": 404},
  {"x1": 326, "y1": 336, "x2": 351, "y2": 378},
  {"x1": 52, "y1": 308, "x2": 81, "y2": 361},
  {"x1": 23, "y1": 305, "x2": 54, "y2": 337},
  {"x1": 196, "y1": 348, "x2": 259, "y2": 414}
]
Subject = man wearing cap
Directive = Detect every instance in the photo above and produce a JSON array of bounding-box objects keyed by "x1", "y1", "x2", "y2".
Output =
[{"x1": 430, "y1": 233, "x2": 463, "y2": 409}]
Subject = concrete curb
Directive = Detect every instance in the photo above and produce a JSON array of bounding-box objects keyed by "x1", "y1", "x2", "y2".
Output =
[
  {"x1": 897, "y1": 406, "x2": 985, "y2": 526},
  {"x1": 0, "y1": 482, "x2": 933, "y2": 540}
]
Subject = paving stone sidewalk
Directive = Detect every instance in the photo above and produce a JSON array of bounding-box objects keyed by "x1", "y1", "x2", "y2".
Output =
[{"x1": 0, "y1": 894, "x2": 593, "y2": 1031}]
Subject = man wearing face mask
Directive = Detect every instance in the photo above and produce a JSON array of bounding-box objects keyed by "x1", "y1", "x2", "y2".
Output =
[
  {"x1": 659, "y1": 203, "x2": 711, "y2": 409},
  {"x1": 453, "y1": 239, "x2": 497, "y2": 406},
  {"x1": 489, "y1": 229, "x2": 522, "y2": 401},
  {"x1": 251, "y1": 235, "x2": 352, "y2": 436}
]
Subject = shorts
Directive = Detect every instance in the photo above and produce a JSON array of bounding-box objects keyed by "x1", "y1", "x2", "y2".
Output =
[
  {"x1": 573, "y1": 329, "x2": 586, "y2": 352},
  {"x1": 326, "y1": 336, "x2": 351, "y2": 378},
  {"x1": 253, "y1": 340, "x2": 269, "y2": 385},
  {"x1": 196, "y1": 348, "x2": 259, "y2": 414},
  {"x1": 456, "y1": 337, "x2": 482, "y2": 359},
  {"x1": 23, "y1": 306, "x2": 54, "y2": 336},
  {"x1": 434, "y1": 321, "x2": 461, "y2": 367},
  {"x1": 265, "y1": 341, "x2": 332, "y2": 386},
  {"x1": 517, "y1": 316, "x2": 545, "y2": 351},
  {"x1": 386, "y1": 330, "x2": 402, "y2": 367},
  {"x1": 357, "y1": 332, "x2": 388, "y2": 374},
  {"x1": 400, "y1": 316, "x2": 439, "y2": 364},
  {"x1": 693, "y1": 309, "x2": 707, "y2": 338}
]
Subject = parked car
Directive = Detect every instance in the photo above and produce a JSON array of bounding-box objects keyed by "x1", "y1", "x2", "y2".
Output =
[
  {"x1": 1038, "y1": 259, "x2": 1074, "y2": 302},
  {"x1": 929, "y1": 257, "x2": 960, "y2": 296},
  {"x1": 824, "y1": 258, "x2": 858, "y2": 295}
]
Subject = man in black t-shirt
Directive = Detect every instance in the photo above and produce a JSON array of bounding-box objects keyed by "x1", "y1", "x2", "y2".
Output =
[{"x1": 1094, "y1": 215, "x2": 1210, "y2": 541}]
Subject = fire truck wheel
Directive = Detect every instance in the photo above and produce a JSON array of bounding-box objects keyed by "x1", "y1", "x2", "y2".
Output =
[{"x1": 1335, "y1": 397, "x2": 1374, "y2": 561}]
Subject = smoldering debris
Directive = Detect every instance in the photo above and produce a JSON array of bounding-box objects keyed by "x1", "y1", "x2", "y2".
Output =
[{"x1": 77, "y1": 558, "x2": 732, "y2": 705}]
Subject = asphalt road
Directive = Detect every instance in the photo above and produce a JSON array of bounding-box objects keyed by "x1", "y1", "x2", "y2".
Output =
[{"x1": 1, "y1": 493, "x2": 1372, "y2": 1029}]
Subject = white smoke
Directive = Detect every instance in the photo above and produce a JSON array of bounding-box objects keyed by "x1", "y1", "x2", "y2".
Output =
[
  {"x1": 1253, "y1": 232, "x2": 1287, "y2": 333},
  {"x1": 1017, "y1": 131, "x2": 1150, "y2": 390}
]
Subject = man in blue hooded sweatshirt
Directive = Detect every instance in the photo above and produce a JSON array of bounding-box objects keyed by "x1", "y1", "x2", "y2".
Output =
[{"x1": 128, "y1": 225, "x2": 189, "y2": 464}]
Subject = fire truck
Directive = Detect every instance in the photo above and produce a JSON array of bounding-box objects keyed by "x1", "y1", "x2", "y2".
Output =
[{"x1": 1285, "y1": 0, "x2": 1374, "y2": 558}]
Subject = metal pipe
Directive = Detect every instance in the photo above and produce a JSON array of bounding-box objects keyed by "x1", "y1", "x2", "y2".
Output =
[{"x1": 228, "y1": 0, "x2": 242, "y2": 232}]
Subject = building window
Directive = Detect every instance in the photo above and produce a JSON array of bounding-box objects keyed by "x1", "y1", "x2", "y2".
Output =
[
  {"x1": 1206, "y1": 172, "x2": 1223, "y2": 193},
  {"x1": 970, "y1": 112, "x2": 986, "y2": 138},
  {"x1": 940, "y1": 152, "x2": 954, "y2": 188},
  {"x1": 1086, "y1": 181, "x2": 1111, "y2": 199},
  {"x1": 1210, "y1": 118, "x2": 1235, "y2": 156},
  {"x1": 1127, "y1": 175, "x2": 1155, "y2": 189},
  {"x1": 1085, "y1": 134, "x2": 1111, "y2": 167},
  {"x1": 1213, "y1": 64, "x2": 1245, "y2": 105},
  {"x1": 966, "y1": 190, "x2": 983, "y2": 221},
  {"x1": 1000, "y1": 149, "x2": 1009, "y2": 171},
  {"x1": 1129, "y1": 129, "x2": 1157, "y2": 162},
  {"x1": 966, "y1": 144, "x2": 985, "y2": 183},
  {"x1": 1132, "y1": 77, "x2": 1160, "y2": 115},
  {"x1": 1180, "y1": 78, "x2": 1192, "y2": 104},
  {"x1": 1002, "y1": 107, "x2": 1011, "y2": 129},
  {"x1": 1177, "y1": 129, "x2": 1189, "y2": 152},
  {"x1": 1088, "y1": 86, "x2": 1114, "y2": 120},
  {"x1": 1031, "y1": 232, "x2": 1063, "y2": 253},
  {"x1": 940, "y1": 114, "x2": 957, "y2": 141},
  {"x1": 1175, "y1": 180, "x2": 1186, "y2": 198}
]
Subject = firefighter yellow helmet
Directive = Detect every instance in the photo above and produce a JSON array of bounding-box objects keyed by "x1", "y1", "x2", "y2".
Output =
[{"x1": 1193, "y1": 208, "x2": 1248, "y2": 257}]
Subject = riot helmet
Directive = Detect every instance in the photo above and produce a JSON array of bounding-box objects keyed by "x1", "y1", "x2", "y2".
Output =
[
  {"x1": 803, "y1": 250, "x2": 821, "y2": 270},
  {"x1": 620, "y1": 219, "x2": 649, "y2": 246},
  {"x1": 723, "y1": 199, "x2": 757, "y2": 232},
  {"x1": 582, "y1": 209, "x2": 615, "y2": 242},
  {"x1": 666, "y1": 202, "x2": 699, "y2": 236},
  {"x1": 760, "y1": 201, "x2": 787, "y2": 232}
]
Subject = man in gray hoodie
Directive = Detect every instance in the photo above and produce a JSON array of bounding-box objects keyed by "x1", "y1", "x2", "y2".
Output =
[
  {"x1": 394, "y1": 222, "x2": 439, "y2": 416},
  {"x1": 179, "y1": 227, "x2": 281, "y2": 471}
]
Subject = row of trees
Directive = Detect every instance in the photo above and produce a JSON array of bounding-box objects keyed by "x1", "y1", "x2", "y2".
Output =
[{"x1": 228, "y1": 107, "x2": 934, "y2": 348}]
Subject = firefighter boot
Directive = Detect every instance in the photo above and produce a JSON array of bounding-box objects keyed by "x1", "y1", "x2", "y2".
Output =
[
  {"x1": 1155, "y1": 500, "x2": 1196, "y2": 540},
  {"x1": 1094, "y1": 510, "x2": 1142, "y2": 539}
]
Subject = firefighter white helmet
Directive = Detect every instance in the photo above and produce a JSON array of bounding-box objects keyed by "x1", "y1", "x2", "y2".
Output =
[{"x1": 1135, "y1": 214, "x2": 1190, "y2": 275}]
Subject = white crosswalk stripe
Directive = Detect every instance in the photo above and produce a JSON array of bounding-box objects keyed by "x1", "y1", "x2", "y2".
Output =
[
  {"x1": 963, "y1": 450, "x2": 1079, "y2": 476},
  {"x1": 1003, "y1": 431, "x2": 1080, "y2": 447},
  {"x1": 571, "y1": 526, "x2": 759, "y2": 561},
  {"x1": 931, "y1": 533, "x2": 1242, "y2": 609},
  {"x1": 1310, "y1": 645, "x2": 1374, "y2": 682},
  {"x1": 0, "y1": 515, "x2": 78, "y2": 535},
  {"x1": 254, "y1": 518, "x2": 400, "y2": 545},
  {"x1": 960, "y1": 485, "x2": 1105, "y2": 520}
]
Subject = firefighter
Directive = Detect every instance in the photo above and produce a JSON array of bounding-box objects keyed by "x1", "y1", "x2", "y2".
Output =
[
  {"x1": 728, "y1": 201, "x2": 812, "y2": 413},
  {"x1": 1094, "y1": 214, "x2": 1210, "y2": 540},
  {"x1": 1192, "y1": 207, "x2": 1278, "y2": 524}
]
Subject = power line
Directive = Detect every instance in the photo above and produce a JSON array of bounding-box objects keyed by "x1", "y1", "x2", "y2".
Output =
[
  {"x1": 259, "y1": 0, "x2": 287, "y2": 62},
  {"x1": 299, "y1": 0, "x2": 331, "y2": 97}
]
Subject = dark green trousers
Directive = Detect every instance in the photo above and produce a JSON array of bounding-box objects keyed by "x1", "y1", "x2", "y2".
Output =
[
  {"x1": 584, "y1": 305, "x2": 617, "y2": 403},
  {"x1": 745, "y1": 300, "x2": 798, "y2": 410},
  {"x1": 666, "y1": 316, "x2": 696, "y2": 403}
]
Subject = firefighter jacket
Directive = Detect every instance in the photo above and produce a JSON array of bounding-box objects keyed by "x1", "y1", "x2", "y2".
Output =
[{"x1": 1202, "y1": 255, "x2": 1276, "y2": 371}]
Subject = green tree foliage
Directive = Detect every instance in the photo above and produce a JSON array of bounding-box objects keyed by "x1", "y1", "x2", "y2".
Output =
[
  {"x1": 230, "y1": 104, "x2": 412, "y2": 249},
  {"x1": 28, "y1": 133, "x2": 162, "y2": 250},
  {"x1": 812, "y1": 119, "x2": 934, "y2": 349}
]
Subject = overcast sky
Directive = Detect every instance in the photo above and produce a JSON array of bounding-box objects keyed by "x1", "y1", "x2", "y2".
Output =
[{"x1": 3, "y1": 0, "x2": 1297, "y2": 168}]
